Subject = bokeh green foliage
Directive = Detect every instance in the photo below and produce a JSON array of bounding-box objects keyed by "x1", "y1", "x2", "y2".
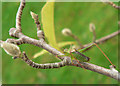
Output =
[{"x1": 2, "y1": 2, "x2": 118, "y2": 84}]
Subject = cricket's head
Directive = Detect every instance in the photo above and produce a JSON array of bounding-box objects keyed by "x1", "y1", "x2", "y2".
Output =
[{"x1": 63, "y1": 48, "x2": 76, "y2": 53}]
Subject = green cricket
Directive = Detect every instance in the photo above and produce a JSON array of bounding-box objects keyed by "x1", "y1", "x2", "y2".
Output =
[
  {"x1": 58, "y1": 42, "x2": 115, "y2": 68},
  {"x1": 63, "y1": 43, "x2": 94, "y2": 62}
]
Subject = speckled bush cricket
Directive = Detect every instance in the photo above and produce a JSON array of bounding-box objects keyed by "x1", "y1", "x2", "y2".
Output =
[{"x1": 59, "y1": 42, "x2": 115, "y2": 69}]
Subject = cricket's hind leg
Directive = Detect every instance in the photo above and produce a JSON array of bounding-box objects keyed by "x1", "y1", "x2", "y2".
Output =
[{"x1": 69, "y1": 46, "x2": 86, "y2": 70}]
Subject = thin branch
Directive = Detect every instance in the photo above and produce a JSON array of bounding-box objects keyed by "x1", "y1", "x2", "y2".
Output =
[
  {"x1": 96, "y1": 30, "x2": 120, "y2": 44},
  {"x1": 70, "y1": 34, "x2": 83, "y2": 48},
  {"x1": 20, "y1": 51, "x2": 69, "y2": 69},
  {"x1": 107, "y1": 1, "x2": 120, "y2": 10},
  {"x1": 30, "y1": 11, "x2": 41, "y2": 31},
  {"x1": 70, "y1": 60, "x2": 120, "y2": 81},
  {"x1": 30, "y1": 11, "x2": 45, "y2": 39},
  {"x1": 83, "y1": 30, "x2": 120, "y2": 48},
  {"x1": 6, "y1": 38, "x2": 25, "y2": 45},
  {"x1": 62, "y1": 28, "x2": 83, "y2": 48},
  {"x1": 101, "y1": 0, "x2": 120, "y2": 10},
  {"x1": 16, "y1": 0, "x2": 25, "y2": 32}
]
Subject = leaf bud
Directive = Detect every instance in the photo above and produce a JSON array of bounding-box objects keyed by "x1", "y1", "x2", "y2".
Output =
[
  {"x1": 62, "y1": 28, "x2": 72, "y2": 36},
  {"x1": 1, "y1": 42, "x2": 21, "y2": 57}
]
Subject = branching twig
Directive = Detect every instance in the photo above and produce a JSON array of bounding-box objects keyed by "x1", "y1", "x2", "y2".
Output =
[
  {"x1": 1, "y1": 0, "x2": 120, "y2": 81},
  {"x1": 7, "y1": 26, "x2": 120, "y2": 81}
]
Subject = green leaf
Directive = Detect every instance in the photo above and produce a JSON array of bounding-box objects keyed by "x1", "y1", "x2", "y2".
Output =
[{"x1": 41, "y1": 1, "x2": 59, "y2": 50}]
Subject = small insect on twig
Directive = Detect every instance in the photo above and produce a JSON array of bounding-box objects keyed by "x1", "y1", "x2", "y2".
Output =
[{"x1": 59, "y1": 41, "x2": 116, "y2": 70}]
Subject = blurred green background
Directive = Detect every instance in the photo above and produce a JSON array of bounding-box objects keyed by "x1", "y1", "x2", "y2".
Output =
[{"x1": 2, "y1": 2, "x2": 118, "y2": 84}]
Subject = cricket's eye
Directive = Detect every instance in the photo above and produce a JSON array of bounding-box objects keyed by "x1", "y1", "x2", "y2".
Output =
[
  {"x1": 0, "y1": 42, "x2": 21, "y2": 57},
  {"x1": 87, "y1": 57, "x2": 90, "y2": 61}
]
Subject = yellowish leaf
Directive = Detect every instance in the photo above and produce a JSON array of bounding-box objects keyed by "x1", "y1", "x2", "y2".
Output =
[{"x1": 41, "y1": 1, "x2": 59, "y2": 50}]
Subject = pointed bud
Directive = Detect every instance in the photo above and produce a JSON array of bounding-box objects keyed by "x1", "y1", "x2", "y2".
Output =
[
  {"x1": 62, "y1": 28, "x2": 72, "y2": 36},
  {"x1": 30, "y1": 11, "x2": 38, "y2": 20},
  {"x1": 1, "y1": 42, "x2": 21, "y2": 57},
  {"x1": 89, "y1": 23, "x2": 95, "y2": 32}
]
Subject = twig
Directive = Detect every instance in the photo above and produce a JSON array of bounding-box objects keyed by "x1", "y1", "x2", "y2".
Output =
[
  {"x1": 20, "y1": 51, "x2": 68, "y2": 69},
  {"x1": 62, "y1": 28, "x2": 83, "y2": 48},
  {"x1": 30, "y1": 11, "x2": 45, "y2": 39},
  {"x1": 70, "y1": 34, "x2": 83, "y2": 48},
  {"x1": 95, "y1": 30, "x2": 120, "y2": 44},
  {"x1": 30, "y1": 11, "x2": 41, "y2": 31},
  {"x1": 107, "y1": 1, "x2": 120, "y2": 10},
  {"x1": 101, "y1": 0, "x2": 120, "y2": 10},
  {"x1": 16, "y1": 0, "x2": 25, "y2": 32},
  {"x1": 6, "y1": 38, "x2": 25, "y2": 45},
  {"x1": 70, "y1": 60, "x2": 120, "y2": 81},
  {"x1": 83, "y1": 30, "x2": 120, "y2": 48}
]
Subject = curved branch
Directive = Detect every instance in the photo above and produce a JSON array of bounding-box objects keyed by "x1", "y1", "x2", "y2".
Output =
[
  {"x1": 20, "y1": 51, "x2": 69, "y2": 69},
  {"x1": 16, "y1": 0, "x2": 25, "y2": 32}
]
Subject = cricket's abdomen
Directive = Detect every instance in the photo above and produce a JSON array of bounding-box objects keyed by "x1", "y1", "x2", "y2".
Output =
[{"x1": 72, "y1": 51, "x2": 90, "y2": 62}]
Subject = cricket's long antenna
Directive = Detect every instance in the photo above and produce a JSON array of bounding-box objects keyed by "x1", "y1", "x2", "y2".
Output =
[{"x1": 94, "y1": 43, "x2": 116, "y2": 68}]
